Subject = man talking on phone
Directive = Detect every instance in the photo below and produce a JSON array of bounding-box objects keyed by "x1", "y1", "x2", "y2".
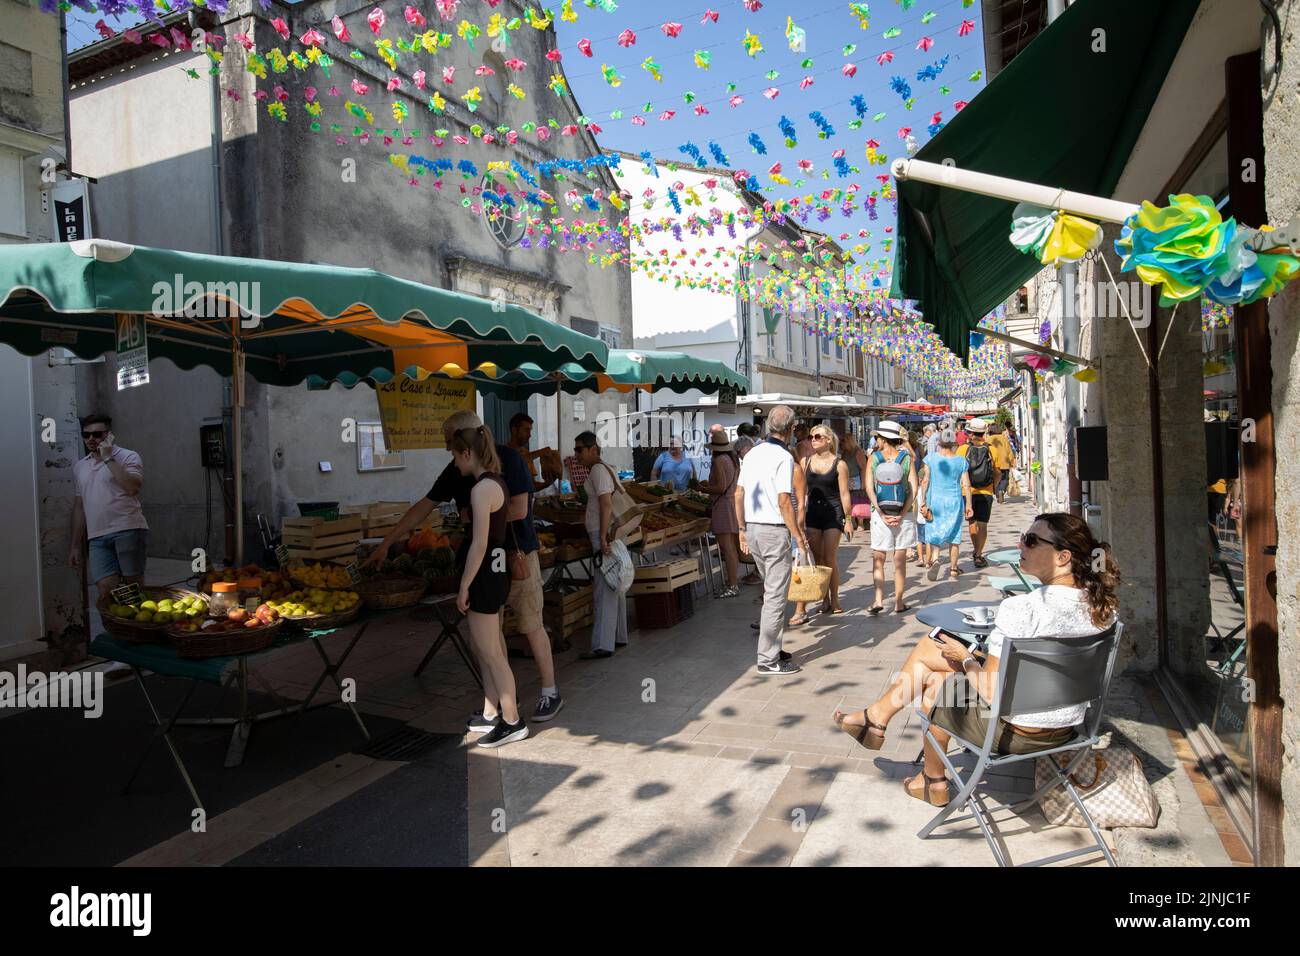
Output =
[{"x1": 70, "y1": 414, "x2": 149, "y2": 598}]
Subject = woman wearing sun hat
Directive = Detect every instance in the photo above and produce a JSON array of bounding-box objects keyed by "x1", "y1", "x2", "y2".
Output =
[
  {"x1": 701, "y1": 429, "x2": 742, "y2": 597},
  {"x1": 865, "y1": 420, "x2": 919, "y2": 614}
]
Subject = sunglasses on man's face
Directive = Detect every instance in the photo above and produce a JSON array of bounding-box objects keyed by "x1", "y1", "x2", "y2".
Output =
[
  {"x1": 83, "y1": 430, "x2": 107, "y2": 439},
  {"x1": 1020, "y1": 531, "x2": 1060, "y2": 550}
]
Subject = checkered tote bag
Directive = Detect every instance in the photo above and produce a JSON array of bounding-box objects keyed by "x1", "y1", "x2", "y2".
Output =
[{"x1": 1035, "y1": 746, "x2": 1160, "y2": 829}]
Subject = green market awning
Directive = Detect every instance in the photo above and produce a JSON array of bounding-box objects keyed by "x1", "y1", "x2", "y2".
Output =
[
  {"x1": 316, "y1": 348, "x2": 748, "y2": 398},
  {"x1": 0, "y1": 240, "x2": 608, "y2": 384},
  {"x1": 888, "y1": 0, "x2": 1202, "y2": 362}
]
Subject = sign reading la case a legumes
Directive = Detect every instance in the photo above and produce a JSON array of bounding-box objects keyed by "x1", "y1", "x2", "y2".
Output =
[{"x1": 375, "y1": 378, "x2": 477, "y2": 450}]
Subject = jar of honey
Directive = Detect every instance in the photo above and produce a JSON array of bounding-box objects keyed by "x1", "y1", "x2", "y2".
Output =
[{"x1": 209, "y1": 582, "x2": 239, "y2": 618}]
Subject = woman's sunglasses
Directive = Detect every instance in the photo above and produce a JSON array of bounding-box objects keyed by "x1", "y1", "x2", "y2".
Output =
[{"x1": 1020, "y1": 531, "x2": 1060, "y2": 550}]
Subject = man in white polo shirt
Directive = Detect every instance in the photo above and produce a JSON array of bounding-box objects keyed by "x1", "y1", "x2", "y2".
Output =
[
  {"x1": 70, "y1": 414, "x2": 149, "y2": 598},
  {"x1": 734, "y1": 405, "x2": 809, "y2": 675}
]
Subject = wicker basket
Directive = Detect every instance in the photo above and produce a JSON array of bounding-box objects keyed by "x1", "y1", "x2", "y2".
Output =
[
  {"x1": 168, "y1": 618, "x2": 285, "y2": 659},
  {"x1": 279, "y1": 600, "x2": 363, "y2": 631},
  {"x1": 355, "y1": 575, "x2": 429, "y2": 609},
  {"x1": 786, "y1": 560, "x2": 833, "y2": 603},
  {"x1": 98, "y1": 588, "x2": 206, "y2": 644}
]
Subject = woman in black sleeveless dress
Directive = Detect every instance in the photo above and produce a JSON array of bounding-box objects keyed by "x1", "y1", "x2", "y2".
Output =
[
  {"x1": 450, "y1": 425, "x2": 528, "y2": 748},
  {"x1": 791, "y1": 425, "x2": 854, "y2": 622}
]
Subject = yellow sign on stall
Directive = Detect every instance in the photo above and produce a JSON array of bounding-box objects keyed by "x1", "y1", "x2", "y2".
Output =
[{"x1": 376, "y1": 378, "x2": 477, "y2": 450}]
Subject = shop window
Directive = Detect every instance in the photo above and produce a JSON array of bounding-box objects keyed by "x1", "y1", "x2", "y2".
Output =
[
  {"x1": 571, "y1": 316, "x2": 599, "y2": 339},
  {"x1": 357, "y1": 422, "x2": 404, "y2": 472},
  {"x1": 1016, "y1": 285, "x2": 1029, "y2": 313}
]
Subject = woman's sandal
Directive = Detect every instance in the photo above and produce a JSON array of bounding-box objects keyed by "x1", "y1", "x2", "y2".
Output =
[
  {"x1": 833, "y1": 709, "x2": 888, "y2": 750},
  {"x1": 788, "y1": 614, "x2": 809, "y2": 627},
  {"x1": 949, "y1": 568, "x2": 961, "y2": 580},
  {"x1": 867, "y1": 604, "x2": 884, "y2": 616},
  {"x1": 905, "y1": 772, "x2": 951, "y2": 807}
]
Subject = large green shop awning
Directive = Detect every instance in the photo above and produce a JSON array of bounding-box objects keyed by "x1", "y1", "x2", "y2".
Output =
[{"x1": 889, "y1": 0, "x2": 1202, "y2": 361}]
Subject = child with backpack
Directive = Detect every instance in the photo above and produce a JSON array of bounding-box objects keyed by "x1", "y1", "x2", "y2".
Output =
[
  {"x1": 957, "y1": 419, "x2": 1001, "y2": 567},
  {"x1": 866, "y1": 420, "x2": 919, "y2": 614}
]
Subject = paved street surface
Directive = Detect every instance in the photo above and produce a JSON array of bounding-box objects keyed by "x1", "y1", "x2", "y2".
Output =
[{"x1": 109, "y1": 496, "x2": 1232, "y2": 867}]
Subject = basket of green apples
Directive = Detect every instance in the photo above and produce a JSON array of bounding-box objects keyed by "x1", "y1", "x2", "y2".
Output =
[{"x1": 97, "y1": 589, "x2": 209, "y2": 644}]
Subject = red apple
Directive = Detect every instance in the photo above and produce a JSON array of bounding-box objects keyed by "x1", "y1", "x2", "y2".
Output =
[
  {"x1": 227, "y1": 608, "x2": 249, "y2": 623},
  {"x1": 244, "y1": 618, "x2": 262, "y2": 628}
]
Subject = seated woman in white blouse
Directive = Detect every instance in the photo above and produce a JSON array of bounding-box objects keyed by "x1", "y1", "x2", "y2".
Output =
[{"x1": 832, "y1": 512, "x2": 1122, "y2": 807}]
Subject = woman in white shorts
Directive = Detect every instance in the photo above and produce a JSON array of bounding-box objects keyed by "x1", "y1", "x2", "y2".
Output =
[{"x1": 866, "y1": 421, "x2": 919, "y2": 614}]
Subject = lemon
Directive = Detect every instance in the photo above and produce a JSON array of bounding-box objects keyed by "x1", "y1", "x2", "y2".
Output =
[{"x1": 135, "y1": 610, "x2": 153, "y2": 623}]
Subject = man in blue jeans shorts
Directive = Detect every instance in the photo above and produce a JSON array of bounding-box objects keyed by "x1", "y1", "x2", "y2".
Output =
[{"x1": 70, "y1": 414, "x2": 149, "y2": 597}]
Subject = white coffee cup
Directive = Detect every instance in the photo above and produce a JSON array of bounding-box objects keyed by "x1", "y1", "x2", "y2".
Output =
[{"x1": 963, "y1": 606, "x2": 994, "y2": 625}]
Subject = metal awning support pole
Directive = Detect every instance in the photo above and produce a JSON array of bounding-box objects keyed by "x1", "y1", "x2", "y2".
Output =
[
  {"x1": 978, "y1": 326, "x2": 1096, "y2": 368},
  {"x1": 890, "y1": 159, "x2": 1140, "y2": 223},
  {"x1": 554, "y1": 372, "x2": 563, "y2": 471},
  {"x1": 231, "y1": 314, "x2": 243, "y2": 565}
]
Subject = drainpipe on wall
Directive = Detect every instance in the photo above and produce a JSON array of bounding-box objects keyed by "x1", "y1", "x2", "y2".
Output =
[
  {"x1": 1047, "y1": 0, "x2": 1084, "y2": 517},
  {"x1": 1014, "y1": 360, "x2": 1044, "y2": 514}
]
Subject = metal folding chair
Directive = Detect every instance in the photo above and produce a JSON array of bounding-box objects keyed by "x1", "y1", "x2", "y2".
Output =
[{"x1": 914, "y1": 621, "x2": 1123, "y2": 867}]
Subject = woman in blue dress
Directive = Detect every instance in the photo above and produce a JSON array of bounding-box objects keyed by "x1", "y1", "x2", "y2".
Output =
[{"x1": 918, "y1": 431, "x2": 975, "y2": 579}]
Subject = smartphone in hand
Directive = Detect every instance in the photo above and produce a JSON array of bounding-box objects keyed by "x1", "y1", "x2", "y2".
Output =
[{"x1": 928, "y1": 625, "x2": 972, "y2": 647}]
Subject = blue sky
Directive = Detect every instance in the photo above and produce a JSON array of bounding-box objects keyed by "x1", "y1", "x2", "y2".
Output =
[{"x1": 553, "y1": 0, "x2": 987, "y2": 269}]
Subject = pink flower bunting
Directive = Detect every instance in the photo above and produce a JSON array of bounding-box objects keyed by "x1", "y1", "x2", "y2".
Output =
[
  {"x1": 442, "y1": 66, "x2": 456, "y2": 84},
  {"x1": 659, "y1": 110, "x2": 676, "y2": 121},
  {"x1": 954, "y1": 100, "x2": 969, "y2": 111},
  {"x1": 436, "y1": 0, "x2": 459, "y2": 19},
  {"x1": 661, "y1": 22, "x2": 683, "y2": 38},
  {"x1": 617, "y1": 30, "x2": 636, "y2": 47},
  {"x1": 800, "y1": 76, "x2": 814, "y2": 90},
  {"x1": 842, "y1": 63, "x2": 858, "y2": 78},
  {"x1": 630, "y1": 116, "x2": 646, "y2": 126},
  {"x1": 930, "y1": 111, "x2": 942, "y2": 125},
  {"x1": 897, "y1": 126, "x2": 911, "y2": 139},
  {"x1": 831, "y1": 148, "x2": 846, "y2": 158},
  {"x1": 504, "y1": 58, "x2": 526, "y2": 71},
  {"x1": 332, "y1": 16, "x2": 350, "y2": 42},
  {"x1": 404, "y1": 5, "x2": 426, "y2": 27},
  {"x1": 273, "y1": 85, "x2": 289, "y2": 102},
  {"x1": 169, "y1": 27, "x2": 190, "y2": 50},
  {"x1": 301, "y1": 28, "x2": 325, "y2": 47},
  {"x1": 475, "y1": 65, "x2": 496, "y2": 76},
  {"x1": 233, "y1": 32, "x2": 253, "y2": 50},
  {"x1": 253, "y1": 90, "x2": 268, "y2": 101},
  {"x1": 352, "y1": 78, "x2": 370, "y2": 95},
  {"x1": 413, "y1": 69, "x2": 426, "y2": 89},
  {"x1": 368, "y1": 8, "x2": 386, "y2": 36},
  {"x1": 577, "y1": 38, "x2": 592, "y2": 57},
  {"x1": 226, "y1": 89, "x2": 241, "y2": 101},
  {"x1": 763, "y1": 87, "x2": 780, "y2": 99},
  {"x1": 122, "y1": 28, "x2": 142, "y2": 44},
  {"x1": 271, "y1": 17, "x2": 290, "y2": 41},
  {"x1": 147, "y1": 33, "x2": 170, "y2": 49},
  {"x1": 916, "y1": 36, "x2": 934, "y2": 52},
  {"x1": 693, "y1": 105, "x2": 709, "y2": 115},
  {"x1": 702, "y1": 9, "x2": 719, "y2": 24},
  {"x1": 798, "y1": 159, "x2": 813, "y2": 171},
  {"x1": 744, "y1": 0, "x2": 762, "y2": 11},
  {"x1": 537, "y1": 127, "x2": 551, "y2": 140},
  {"x1": 94, "y1": 19, "x2": 115, "y2": 40},
  {"x1": 387, "y1": 77, "x2": 402, "y2": 91},
  {"x1": 546, "y1": 49, "x2": 563, "y2": 61},
  {"x1": 729, "y1": 95, "x2": 743, "y2": 107},
  {"x1": 768, "y1": 162, "x2": 782, "y2": 175},
  {"x1": 453, "y1": 134, "x2": 470, "y2": 145},
  {"x1": 561, "y1": 124, "x2": 578, "y2": 136},
  {"x1": 959, "y1": 19, "x2": 976, "y2": 37},
  {"x1": 876, "y1": 51, "x2": 894, "y2": 65},
  {"x1": 327, "y1": 86, "x2": 341, "y2": 97},
  {"x1": 305, "y1": 86, "x2": 318, "y2": 101}
]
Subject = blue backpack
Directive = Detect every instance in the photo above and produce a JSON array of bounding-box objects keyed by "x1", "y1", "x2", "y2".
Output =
[{"x1": 872, "y1": 450, "x2": 911, "y2": 515}]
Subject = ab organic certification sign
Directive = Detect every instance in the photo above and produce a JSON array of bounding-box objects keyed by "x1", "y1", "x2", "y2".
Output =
[
  {"x1": 375, "y1": 377, "x2": 477, "y2": 450},
  {"x1": 115, "y1": 314, "x2": 149, "y2": 391}
]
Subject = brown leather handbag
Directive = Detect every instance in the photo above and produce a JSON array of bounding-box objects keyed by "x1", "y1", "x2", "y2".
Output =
[{"x1": 506, "y1": 524, "x2": 530, "y2": 581}]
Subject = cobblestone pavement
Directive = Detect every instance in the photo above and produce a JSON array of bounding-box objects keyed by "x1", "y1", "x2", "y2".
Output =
[{"x1": 117, "y1": 496, "x2": 1231, "y2": 867}]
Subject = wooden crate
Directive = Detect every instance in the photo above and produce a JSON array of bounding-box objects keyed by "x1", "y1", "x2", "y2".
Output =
[
  {"x1": 282, "y1": 514, "x2": 362, "y2": 559},
  {"x1": 544, "y1": 582, "x2": 593, "y2": 613},
  {"x1": 638, "y1": 517, "x2": 708, "y2": 551},
  {"x1": 354, "y1": 501, "x2": 409, "y2": 537},
  {"x1": 626, "y1": 481, "x2": 678, "y2": 505},
  {"x1": 630, "y1": 558, "x2": 700, "y2": 596}
]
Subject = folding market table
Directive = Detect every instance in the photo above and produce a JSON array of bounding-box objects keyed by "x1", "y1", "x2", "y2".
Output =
[{"x1": 93, "y1": 598, "x2": 482, "y2": 811}]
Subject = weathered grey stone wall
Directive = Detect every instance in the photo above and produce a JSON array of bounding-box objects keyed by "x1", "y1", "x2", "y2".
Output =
[{"x1": 1262, "y1": 0, "x2": 1300, "y2": 866}]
